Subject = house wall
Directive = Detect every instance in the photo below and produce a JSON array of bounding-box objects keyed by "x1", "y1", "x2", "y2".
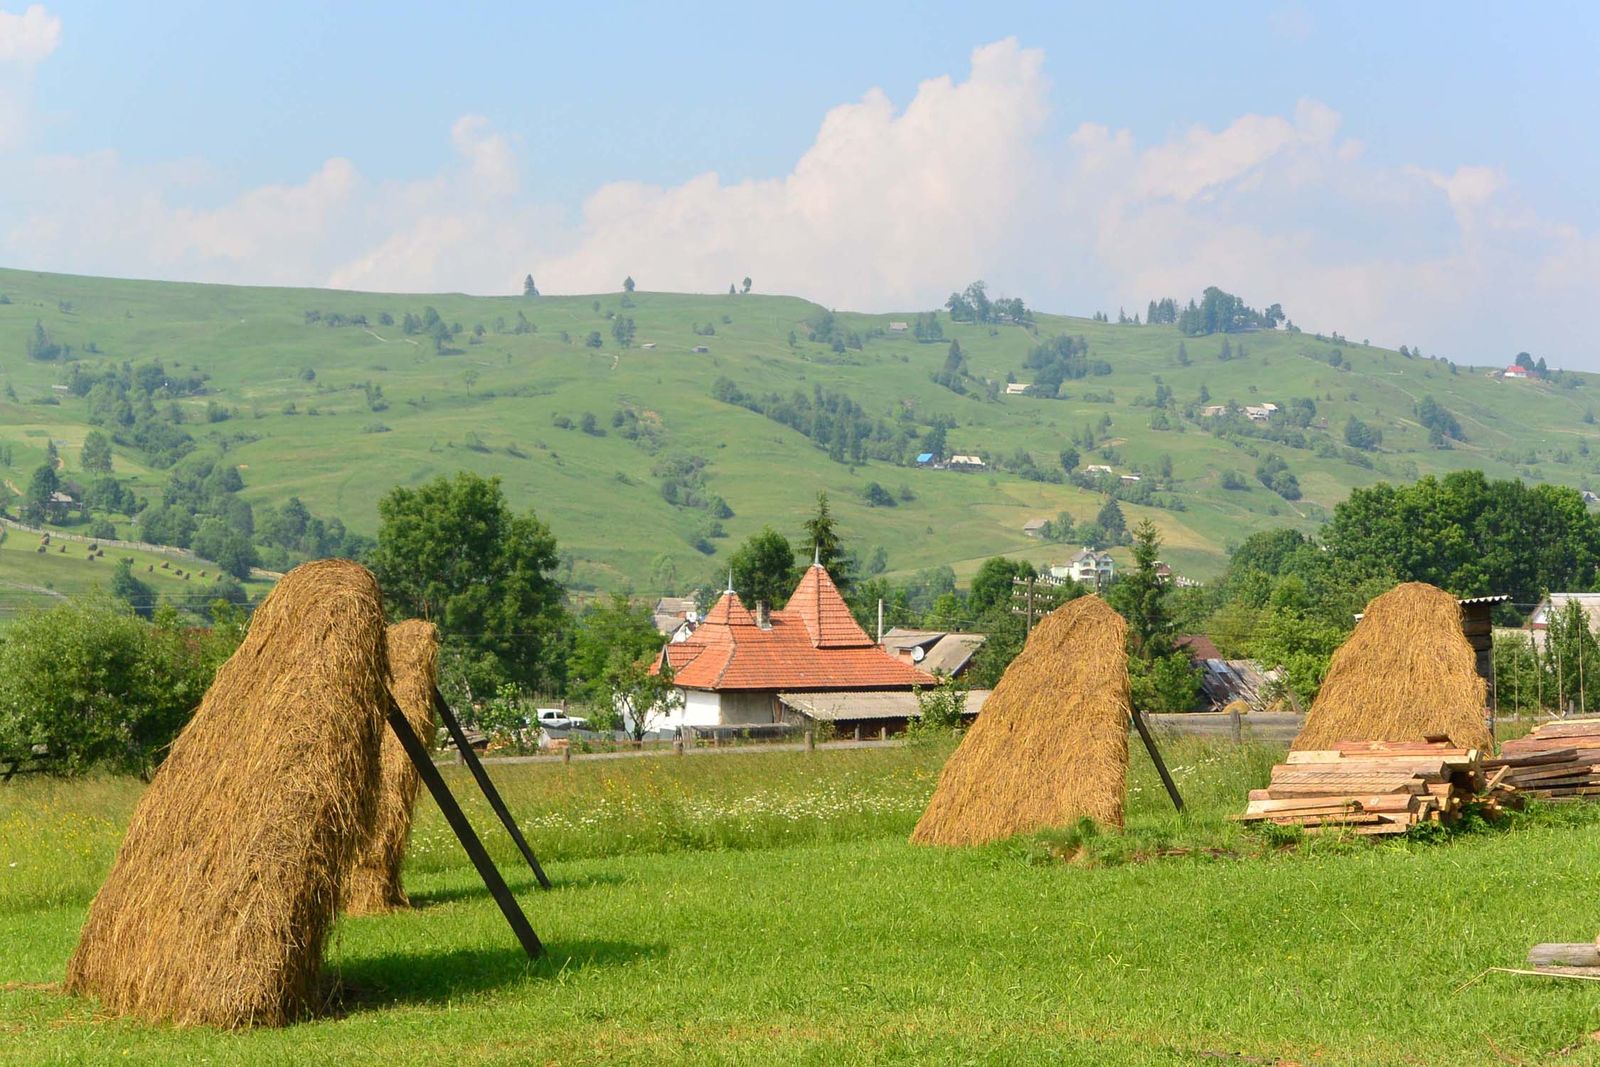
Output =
[{"x1": 718, "y1": 690, "x2": 778, "y2": 724}]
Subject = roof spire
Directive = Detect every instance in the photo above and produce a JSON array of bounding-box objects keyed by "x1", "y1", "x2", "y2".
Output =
[
  {"x1": 726, "y1": 569, "x2": 735, "y2": 593},
  {"x1": 813, "y1": 544, "x2": 821, "y2": 568}
]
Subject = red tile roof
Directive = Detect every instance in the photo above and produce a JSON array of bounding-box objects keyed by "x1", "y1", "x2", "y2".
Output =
[{"x1": 656, "y1": 566, "x2": 935, "y2": 692}]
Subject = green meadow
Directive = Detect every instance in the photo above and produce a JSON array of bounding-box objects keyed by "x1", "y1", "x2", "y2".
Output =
[
  {"x1": 4, "y1": 737, "x2": 1600, "y2": 1065},
  {"x1": 3, "y1": 266, "x2": 1599, "y2": 596}
]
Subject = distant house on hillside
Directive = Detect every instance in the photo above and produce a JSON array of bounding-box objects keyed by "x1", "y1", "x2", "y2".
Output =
[
  {"x1": 1054, "y1": 548, "x2": 1114, "y2": 588},
  {"x1": 1244, "y1": 403, "x2": 1277, "y2": 422},
  {"x1": 1503, "y1": 364, "x2": 1530, "y2": 379},
  {"x1": 1084, "y1": 464, "x2": 1113, "y2": 475},
  {"x1": 888, "y1": 321, "x2": 909, "y2": 333},
  {"x1": 1022, "y1": 517, "x2": 1049, "y2": 538},
  {"x1": 915, "y1": 452, "x2": 935, "y2": 465},
  {"x1": 1119, "y1": 474, "x2": 1142, "y2": 483},
  {"x1": 1004, "y1": 382, "x2": 1030, "y2": 395},
  {"x1": 1199, "y1": 404, "x2": 1228, "y2": 418},
  {"x1": 948, "y1": 454, "x2": 984, "y2": 469},
  {"x1": 691, "y1": 345, "x2": 710, "y2": 353}
]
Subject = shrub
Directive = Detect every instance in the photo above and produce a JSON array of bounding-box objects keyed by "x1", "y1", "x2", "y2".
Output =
[{"x1": 0, "y1": 598, "x2": 241, "y2": 773}]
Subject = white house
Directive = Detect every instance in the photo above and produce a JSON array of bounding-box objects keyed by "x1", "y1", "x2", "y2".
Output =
[
  {"x1": 1503, "y1": 364, "x2": 1531, "y2": 379},
  {"x1": 1084, "y1": 464, "x2": 1114, "y2": 475},
  {"x1": 888, "y1": 321, "x2": 909, "y2": 333},
  {"x1": 1004, "y1": 382, "x2": 1031, "y2": 395},
  {"x1": 948, "y1": 454, "x2": 985, "y2": 469},
  {"x1": 1053, "y1": 548, "x2": 1115, "y2": 588}
]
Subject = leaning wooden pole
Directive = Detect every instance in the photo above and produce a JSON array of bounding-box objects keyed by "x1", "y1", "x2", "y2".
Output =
[
  {"x1": 433, "y1": 688, "x2": 553, "y2": 890},
  {"x1": 387, "y1": 706, "x2": 543, "y2": 959},
  {"x1": 1130, "y1": 707, "x2": 1184, "y2": 813}
]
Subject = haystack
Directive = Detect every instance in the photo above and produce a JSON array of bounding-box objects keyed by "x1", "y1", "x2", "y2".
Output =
[
  {"x1": 911, "y1": 596, "x2": 1130, "y2": 846},
  {"x1": 66, "y1": 559, "x2": 390, "y2": 1028},
  {"x1": 1292, "y1": 581, "x2": 1489, "y2": 752},
  {"x1": 343, "y1": 619, "x2": 440, "y2": 914}
]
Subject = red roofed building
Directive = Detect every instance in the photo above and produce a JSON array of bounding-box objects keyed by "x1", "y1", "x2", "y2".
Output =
[{"x1": 651, "y1": 563, "x2": 935, "y2": 730}]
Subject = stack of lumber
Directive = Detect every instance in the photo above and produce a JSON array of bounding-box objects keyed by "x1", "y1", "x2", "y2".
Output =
[
  {"x1": 1486, "y1": 718, "x2": 1600, "y2": 800},
  {"x1": 1234, "y1": 738, "x2": 1506, "y2": 835}
]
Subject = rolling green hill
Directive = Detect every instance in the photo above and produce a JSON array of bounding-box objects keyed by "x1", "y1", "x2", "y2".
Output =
[{"x1": 2, "y1": 266, "x2": 1596, "y2": 600}]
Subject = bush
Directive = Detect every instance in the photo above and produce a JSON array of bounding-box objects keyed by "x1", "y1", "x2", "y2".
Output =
[{"x1": 0, "y1": 598, "x2": 241, "y2": 773}]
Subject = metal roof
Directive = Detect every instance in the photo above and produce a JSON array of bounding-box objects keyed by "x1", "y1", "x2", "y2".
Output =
[{"x1": 779, "y1": 689, "x2": 991, "y2": 722}]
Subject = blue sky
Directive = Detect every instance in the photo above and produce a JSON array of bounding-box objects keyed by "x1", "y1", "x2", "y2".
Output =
[{"x1": 3, "y1": 2, "x2": 1599, "y2": 366}]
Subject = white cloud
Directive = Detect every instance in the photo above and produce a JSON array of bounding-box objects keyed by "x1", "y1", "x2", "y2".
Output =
[
  {"x1": 534, "y1": 38, "x2": 1051, "y2": 306},
  {"x1": 0, "y1": 4, "x2": 59, "y2": 63},
  {"x1": 1, "y1": 34, "x2": 1597, "y2": 367}
]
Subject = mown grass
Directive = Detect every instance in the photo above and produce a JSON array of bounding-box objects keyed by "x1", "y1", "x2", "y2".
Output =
[{"x1": 5, "y1": 737, "x2": 1600, "y2": 1064}]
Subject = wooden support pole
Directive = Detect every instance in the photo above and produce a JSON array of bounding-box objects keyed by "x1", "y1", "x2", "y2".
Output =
[
  {"x1": 433, "y1": 688, "x2": 552, "y2": 890},
  {"x1": 1131, "y1": 708, "x2": 1184, "y2": 813},
  {"x1": 804, "y1": 729, "x2": 815, "y2": 753},
  {"x1": 386, "y1": 705, "x2": 543, "y2": 960}
]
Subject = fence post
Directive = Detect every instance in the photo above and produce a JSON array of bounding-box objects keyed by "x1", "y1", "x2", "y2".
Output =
[
  {"x1": 673, "y1": 739, "x2": 684, "y2": 756},
  {"x1": 804, "y1": 729, "x2": 815, "y2": 753},
  {"x1": 1229, "y1": 706, "x2": 1242, "y2": 744},
  {"x1": 562, "y1": 743, "x2": 571, "y2": 764},
  {"x1": 854, "y1": 725, "x2": 862, "y2": 742}
]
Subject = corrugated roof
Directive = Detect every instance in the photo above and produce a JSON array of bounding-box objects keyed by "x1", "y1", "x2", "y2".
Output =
[{"x1": 780, "y1": 689, "x2": 991, "y2": 721}]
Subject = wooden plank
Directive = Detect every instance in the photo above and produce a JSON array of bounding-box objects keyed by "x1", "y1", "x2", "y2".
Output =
[
  {"x1": 1130, "y1": 708, "x2": 1184, "y2": 813},
  {"x1": 387, "y1": 705, "x2": 543, "y2": 960},
  {"x1": 433, "y1": 687, "x2": 552, "y2": 890}
]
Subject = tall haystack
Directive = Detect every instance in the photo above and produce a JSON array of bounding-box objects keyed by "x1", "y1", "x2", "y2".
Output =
[
  {"x1": 343, "y1": 619, "x2": 440, "y2": 914},
  {"x1": 911, "y1": 596, "x2": 1130, "y2": 846},
  {"x1": 1292, "y1": 581, "x2": 1489, "y2": 752},
  {"x1": 66, "y1": 559, "x2": 390, "y2": 1028}
]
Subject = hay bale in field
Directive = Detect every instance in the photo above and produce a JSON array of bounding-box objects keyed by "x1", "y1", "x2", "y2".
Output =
[
  {"x1": 343, "y1": 619, "x2": 440, "y2": 915},
  {"x1": 65, "y1": 559, "x2": 390, "y2": 1028},
  {"x1": 1292, "y1": 581, "x2": 1489, "y2": 752},
  {"x1": 912, "y1": 596, "x2": 1131, "y2": 846}
]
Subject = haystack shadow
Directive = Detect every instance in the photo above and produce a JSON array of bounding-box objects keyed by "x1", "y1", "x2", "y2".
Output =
[{"x1": 331, "y1": 938, "x2": 663, "y2": 1014}]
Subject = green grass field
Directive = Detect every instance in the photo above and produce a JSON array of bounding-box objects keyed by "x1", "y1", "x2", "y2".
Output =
[
  {"x1": 3, "y1": 266, "x2": 1599, "y2": 596},
  {"x1": 5, "y1": 736, "x2": 1600, "y2": 1064}
]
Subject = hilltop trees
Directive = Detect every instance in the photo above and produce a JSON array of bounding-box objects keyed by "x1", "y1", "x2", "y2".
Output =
[
  {"x1": 623, "y1": 276, "x2": 635, "y2": 293},
  {"x1": 523, "y1": 274, "x2": 539, "y2": 296},
  {"x1": 1152, "y1": 287, "x2": 1285, "y2": 336},
  {"x1": 944, "y1": 281, "x2": 1031, "y2": 325},
  {"x1": 373, "y1": 472, "x2": 569, "y2": 702}
]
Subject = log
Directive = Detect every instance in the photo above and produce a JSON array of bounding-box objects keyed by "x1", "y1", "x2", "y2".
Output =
[{"x1": 1528, "y1": 943, "x2": 1600, "y2": 968}]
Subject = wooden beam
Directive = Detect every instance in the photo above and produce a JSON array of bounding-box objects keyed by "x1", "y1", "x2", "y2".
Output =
[
  {"x1": 432, "y1": 687, "x2": 552, "y2": 890},
  {"x1": 386, "y1": 705, "x2": 543, "y2": 960},
  {"x1": 1130, "y1": 708, "x2": 1183, "y2": 813}
]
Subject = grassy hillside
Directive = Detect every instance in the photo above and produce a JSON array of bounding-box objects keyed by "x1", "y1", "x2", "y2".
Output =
[{"x1": 2, "y1": 266, "x2": 1597, "y2": 597}]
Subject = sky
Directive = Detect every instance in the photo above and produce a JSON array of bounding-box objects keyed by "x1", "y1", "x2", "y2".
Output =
[{"x1": 1, "y1": 1, "x2": 1598, "y2": 367}]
